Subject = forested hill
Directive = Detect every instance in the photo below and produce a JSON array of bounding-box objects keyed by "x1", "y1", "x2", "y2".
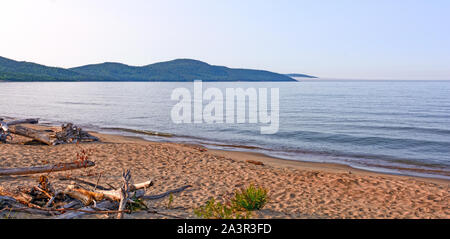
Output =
[
  {"x1": 1, "y1": 56, "x2": 299, "y2": 82},
  {"x1": 0, "y1": 56, "x2": 94, "y2": 81}
]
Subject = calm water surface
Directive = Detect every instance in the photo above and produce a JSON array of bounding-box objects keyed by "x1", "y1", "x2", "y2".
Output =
[{"x1": 1, "y1": 81, "x2": 449, "y2": 179}]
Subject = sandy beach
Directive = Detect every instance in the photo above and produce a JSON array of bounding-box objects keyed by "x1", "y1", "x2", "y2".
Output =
[{"x1": 0, "y1": 124, "x2": 449, "y2": 219}]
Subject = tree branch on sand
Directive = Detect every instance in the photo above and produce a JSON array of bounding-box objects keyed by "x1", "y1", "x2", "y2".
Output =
[{"x1": 0, "y1": 161, "x2": 96, "y2": 176}]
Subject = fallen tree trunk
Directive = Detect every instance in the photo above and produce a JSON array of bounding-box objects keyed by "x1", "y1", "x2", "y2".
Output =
[
  {"x1": 8, "y1": 125, "x2": 55, "y2": 145},
  {"x1": 1, "y1": 118, "x2": 39, "y2": 143},
  {"x1": 6, "y1": 118, "x2": 39, "y2": 126},
  {"x1": 0, "y1": 161, "x2": 95, "y2": 176},
  {"x1": 8, "y1": 122, "x2": 99, "y2": 145}
]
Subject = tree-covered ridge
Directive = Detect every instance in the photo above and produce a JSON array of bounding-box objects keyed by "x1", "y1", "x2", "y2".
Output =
[
  {"x1": 0, "y1": 56, "x2": 95, "y2": 81},
  {"x1": 0, "y1": 56, "x2": 299, "y2": 82}
]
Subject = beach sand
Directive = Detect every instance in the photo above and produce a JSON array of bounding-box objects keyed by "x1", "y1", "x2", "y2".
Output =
[{"x1": 0, "y1": 124, "x2": 449, "y2": 219}]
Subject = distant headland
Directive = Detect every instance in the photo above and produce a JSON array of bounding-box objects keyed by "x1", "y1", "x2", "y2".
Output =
[
  {"x1": 0, "y1": 56, "x2": 315, "y2": 82},
  {"x1": 285, "y1": 73, "x2": 317, "y2": 78}
]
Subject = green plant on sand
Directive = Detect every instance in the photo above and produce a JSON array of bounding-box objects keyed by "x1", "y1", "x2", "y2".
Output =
[
  {"x1": 194, "y1": 184, "x2": 268, "y2": 219},
  {"x1": 231, "y1": 184, "x2": 268, "y2": 211},
  {"x1": 194, "y1": 198, "x2": 251, "y2": 219}
]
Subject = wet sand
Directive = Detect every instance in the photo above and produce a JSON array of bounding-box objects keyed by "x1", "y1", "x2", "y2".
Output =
[{"x1": 0, "y1": 125, "x2": 449, "y2": 219}]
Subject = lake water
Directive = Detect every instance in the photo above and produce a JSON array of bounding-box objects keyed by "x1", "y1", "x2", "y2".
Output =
[{"x1": 1, "y1": 80, "x2": 450, "y2": 179}]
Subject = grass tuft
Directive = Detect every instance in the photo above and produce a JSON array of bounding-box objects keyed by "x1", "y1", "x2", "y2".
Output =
[
  {"x1": 194, "y1": 184, "x2": 268, "y2": 219},
  {"x1": 231, "y1": 184, "x2": 268, "y2": 211},
  {"x1": 194, "y1": 198, "x2": 251, "y2": 219}
]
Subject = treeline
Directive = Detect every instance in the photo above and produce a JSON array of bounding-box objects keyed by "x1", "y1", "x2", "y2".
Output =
[{"x1": 1, "y1": 56, "x2": 301, "y2": 82}]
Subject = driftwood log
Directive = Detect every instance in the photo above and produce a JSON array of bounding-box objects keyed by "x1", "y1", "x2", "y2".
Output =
[
  {"x1": 1, "y1": 118, "x2": 39, "y2": 143},
  {"x1": 54, "y1": 123, "x2": 99, "y2": 144},
  {"x1": 63, "y1": 179, "x2": 153, "y2": 204},
  {"x1": 1, "y1": 118, "x2": 99, "y2": 145},
  {"x1": 0, "y1": 161, "x2": 95, "y2": 176},
  {"x1": 5, "y1": 118, "x2": 39, "y2": 126},
  {"x1": 8, "y1": 125, "x2": 55, "y2": 145}
]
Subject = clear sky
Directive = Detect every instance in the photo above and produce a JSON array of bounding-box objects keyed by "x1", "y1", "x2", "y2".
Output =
[{"x1": 1, "y1": 0, "x2": 449, "y2": 79}]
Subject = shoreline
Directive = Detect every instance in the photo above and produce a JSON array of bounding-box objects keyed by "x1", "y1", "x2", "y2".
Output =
[
  {"x1": 1, "y1": 123, "x2": 449, "y2": 218},
  {"x1": 208, "y1": 149, "x2": 450, "y2": 186},
  {"x1": 90, "y1": 130, "x2": 450, "y2": 186},
  {"x1": 96, "y1": 126, "x2": 450, "y2": 182},
  {"x1": 2, "y1": 117, "x2": 449, "y2": 184}
]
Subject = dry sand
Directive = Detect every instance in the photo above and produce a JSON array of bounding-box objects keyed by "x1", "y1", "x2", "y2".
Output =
[{"x1": 0, "y1": 124, "x2": 449, "y2": 219}]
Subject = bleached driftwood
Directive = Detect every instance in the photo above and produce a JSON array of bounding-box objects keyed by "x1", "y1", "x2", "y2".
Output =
[
  {"x1": 63, "y1": 186, "x2": 103, "y2": 206},
  {"x1": 117, "y1": 169, "x2": 131, "y2": 219},
  {"x1": 55, "y1": 184, "x2": 190, "y2": 219},
  {"x1": 1, "y1": 118, "x2": 39, "y2": 143},
  {"x1": 9, "y1": 125, "x2": 55, "y2": 145},
  {"x1": 5, "y1": 120, "x2": 98, "y2": 145},
  {"x1": 63, "y1": 179, "x2": 152, "y2": 204},
  {"x1": 94, "y1": 181, "x2": 152, "y2": 201},
  {"x1": 1, "y1": 121, "x2": 11, "y2": 143},
  {"x1": 0, "y1": 118, "x2": 39, "y2": 133},
  {"x1": 0, "y1": 166, "x2": 190, "y2": 219},
  {"x1": 54, "y1": 123, "x2": 99, "y2": 144},
  {"x1": 0, "y1": 161, "x2": 95, "y2": 176}
]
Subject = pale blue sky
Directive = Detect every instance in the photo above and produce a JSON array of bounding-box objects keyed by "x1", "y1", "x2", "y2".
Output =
[{"x1": 0, "y1": 0, "x2": 449, "y2": 79}]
